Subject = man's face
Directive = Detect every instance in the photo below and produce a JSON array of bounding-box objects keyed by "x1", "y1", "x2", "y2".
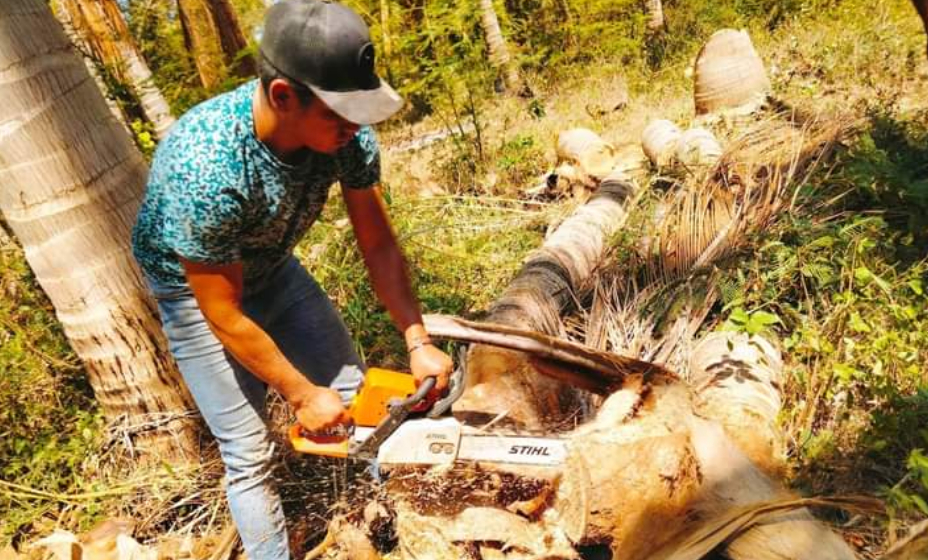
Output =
[{"x1": 290, "y1": 94, "x2": 361, "y2": 155}]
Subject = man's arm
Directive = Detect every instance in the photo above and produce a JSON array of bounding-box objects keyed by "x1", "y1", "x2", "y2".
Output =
[
  {"x1": 181, "y1": 258, "x2": 350, "y2": 431},
  {"x1": 342, "y1": 186, "x2": 452, "y2": 396}
]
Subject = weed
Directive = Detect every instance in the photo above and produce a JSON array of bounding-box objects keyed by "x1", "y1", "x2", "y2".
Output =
[{"x1": 0, "y1": 239, "x2": 103, "y2": 544}]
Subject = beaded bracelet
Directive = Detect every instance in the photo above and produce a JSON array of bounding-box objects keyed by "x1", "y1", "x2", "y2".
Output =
[{"x1": 407, "y1": 338, "x2": 433, "y2": 353}]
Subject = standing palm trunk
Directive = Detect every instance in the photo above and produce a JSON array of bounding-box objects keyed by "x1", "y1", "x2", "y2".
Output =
[
  {"x1": 177, "y1": 0, "x2": 257, "y2": 90},
  {"x1": 646, "y1": 0, "x2": 665, "y2": 30},
  {"x1": 0, "y1": 0, "x2": 198, "y2": 461},
  {"x1": 54, "y1": 0, "x2": 176, "y2": 140},
  {"x1": 478, "y1": 0, "x2": 520, "y2": 93}
]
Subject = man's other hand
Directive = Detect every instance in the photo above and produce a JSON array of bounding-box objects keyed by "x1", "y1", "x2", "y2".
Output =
[
  {"x1": 293, "y1": 386, "x2": 351, "y2": 432},
  {"x1": 410, "y1": 344, "x2": 453, "y2": 402}
]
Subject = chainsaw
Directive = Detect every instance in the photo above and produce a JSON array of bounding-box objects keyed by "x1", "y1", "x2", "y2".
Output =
[{"x1": 289, "y1": 367, "x2": 566, "y2": 467}]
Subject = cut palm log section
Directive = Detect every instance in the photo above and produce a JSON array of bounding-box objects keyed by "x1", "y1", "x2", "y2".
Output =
[
  {"x1": 556, "y1": 128, "x2": 618, "y2": 182},
  {"x1": 694, "y1": 29, "x2": 771, "y2": 116},
  {"x1": 642, "y1": 119, "x2": 682, "y2": 168},
  {"x1": 674, "y1": 127, "x2": 723, "y2": 168},
  {"x1": 642, "y1": 121, "x2": 723, "y2": 170},
  {"x1": 690, "y1": 332, "x2": 786, "y2": 476},
  {"x1": 551, "y1": 379, "x2": 857, "y2": 560},
  {"x1": 550, "y1": 128, "x2": 619, "y2": 197}
]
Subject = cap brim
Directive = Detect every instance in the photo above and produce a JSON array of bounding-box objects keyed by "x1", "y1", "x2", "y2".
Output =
[{"x1": 309, "y1": 79, "x2": 404, "y2": 125}]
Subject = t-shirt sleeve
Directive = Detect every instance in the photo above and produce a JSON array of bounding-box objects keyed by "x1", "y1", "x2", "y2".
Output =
[
  {"x1": 335, "y1": 125, "x2": 381, "y2": 189},
  {"x1": 159, "y1": 165, "x2": 246, "y2": 266}
]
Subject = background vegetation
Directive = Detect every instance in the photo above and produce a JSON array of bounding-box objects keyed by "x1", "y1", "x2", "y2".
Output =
[{"x1": 2, "y1": 0, "x2": 927, "y2": 554}]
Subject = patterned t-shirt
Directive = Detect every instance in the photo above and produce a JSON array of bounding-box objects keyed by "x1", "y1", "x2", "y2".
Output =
[{"x1": 132, "y1": 80, "x2": 380, "y2": 288}]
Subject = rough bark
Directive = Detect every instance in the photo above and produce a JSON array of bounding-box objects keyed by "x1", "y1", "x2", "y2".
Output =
[
  {"x1": 55, "y1": 0, "x2": 175, "y2": 139},
  {"x1": 455, "y1": 168, "x2": 639, "y2": 429},
  {"x1": 0, "y1": 0, "x2": 198, "y2": 461},
  {"x1": 177, "y1": 0, "x2": 256, "y2": 90},
  {"x1": 478, "y1": 0, "x2": 521, "y2": 94}
]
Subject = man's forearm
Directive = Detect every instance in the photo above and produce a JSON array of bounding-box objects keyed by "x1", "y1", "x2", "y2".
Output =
[
  {"x1": 206, "y1": 309, "x2": 315, "y2": 401},
  {"x1": 361, "y1": 236, "x2": 428, "y2": 345}
]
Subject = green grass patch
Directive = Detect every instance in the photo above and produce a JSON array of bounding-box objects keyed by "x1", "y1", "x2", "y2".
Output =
[
  {"x1": 715, "y1": 108, "x2": 928, "y2": 520},
  {"x1": 296, "y1": 190, "x2": 549, "y2": 368},
  {"x1": 0, "y1": 236, "x2": 103, "y2": 545}
]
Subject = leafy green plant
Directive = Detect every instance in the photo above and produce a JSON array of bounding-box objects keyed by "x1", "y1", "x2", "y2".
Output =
[{"x1": 723, "y1": 306, "x2": 782, "y2": 336}]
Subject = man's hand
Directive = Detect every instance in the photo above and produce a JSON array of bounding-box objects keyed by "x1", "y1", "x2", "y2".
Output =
[
  {"x1": 410, "y1": 343, "x2": 453, "y2": 402},
  {"x1": 291, "y1": 385, "x2": 352, "y2": 432}
]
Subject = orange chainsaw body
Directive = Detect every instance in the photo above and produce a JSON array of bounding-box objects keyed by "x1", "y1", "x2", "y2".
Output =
[{"x1": 289, "y1": 367, "x2": 417, "y2": 458}]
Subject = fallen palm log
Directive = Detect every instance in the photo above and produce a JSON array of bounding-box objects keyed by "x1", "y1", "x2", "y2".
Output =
[
  {"x1": 377, "y1": 363, "x2": 856, "y2": 560},
  {"x1": 456, "y1": 169, "x2": 640, "y2": 428},
  {"x1": 690, "y1": 331, "x2": 786, "y2": 476},
  {"x1": 556, "y1": 128, "x2": 618, "y2": 183},
  {"x1": 350, "y1": 114, "x2": 859, "y2": 560}
]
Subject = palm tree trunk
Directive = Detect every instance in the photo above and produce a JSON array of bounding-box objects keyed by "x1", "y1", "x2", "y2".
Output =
[
  {"x1": 478, "y1": 0, "x2": 520, "y2": 94},
  {"x1": 55, "y1": 0, "x2": 176, "y2": 139},
  {"x1": 646, "y1": 0, "x2": 665, "y2": 30},
  {"x1": 177, "y1": 0, "x2": 256, "y2": 90},
  {"x1": 51, "y1": 0, "x2": 129, "y2": 133},
  {"x1": 0, "y1": 0, "x2": 199, "y2": 462}
]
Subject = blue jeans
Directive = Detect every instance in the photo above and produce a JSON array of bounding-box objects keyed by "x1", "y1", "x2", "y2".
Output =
[{"x1": 146, "y1": 257, "x2": 365, "y2": 560}]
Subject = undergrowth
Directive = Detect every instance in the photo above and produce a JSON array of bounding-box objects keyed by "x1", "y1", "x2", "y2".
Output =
[
  {"x1": 716, "y1": 106, "x2": 928, "y2": 532},
  {"x1": 0, "y1": 231, "x2": 103, "y2": 545}
]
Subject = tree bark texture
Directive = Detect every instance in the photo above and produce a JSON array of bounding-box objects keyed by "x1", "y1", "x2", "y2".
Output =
[
  {"x1": 55, "y1": 0, "x2": 176, "y2": 139},
  {"x1": 456, "y1": 167, "x2": 639, "y2": 429},
  {"x1": 0, "y1": 0, "x2": 198, "y2": 461},
  {"x1": 177, "y1": 0, "x2": 256, "y2": 90},
  {"x1": 478, "y1": 0, "x2": 520, "y2": 94}
]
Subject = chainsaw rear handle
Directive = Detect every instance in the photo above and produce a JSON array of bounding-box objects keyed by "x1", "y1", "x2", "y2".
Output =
[
  {"x1": 289, "y1": 376, "x2": 437, "y2": 458},
  {"x1": 402, "y1": 375, "x2": 436, "y2": 411}
]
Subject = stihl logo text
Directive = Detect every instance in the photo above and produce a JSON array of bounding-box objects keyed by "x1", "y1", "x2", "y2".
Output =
[{"x1": 508, "y1": 445, "x2": 551, "y2": 456}]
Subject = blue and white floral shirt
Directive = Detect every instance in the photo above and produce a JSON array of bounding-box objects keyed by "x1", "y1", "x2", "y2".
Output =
[{"x1": 132, "y1": 80, "x2": 380, "y2": 288}]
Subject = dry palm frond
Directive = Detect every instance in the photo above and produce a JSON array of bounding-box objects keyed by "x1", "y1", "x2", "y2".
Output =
[
  {"x1": 423, "y1": 314, "x2": 673, "y2": 394},
  {"x1": 885, "y1": 518, "x2": 928, "y2": 560},
  {"x1": 573, "y1": 112, "x2": 852, "y2": 372},
  {"x1": 650, "y1": 495, "x2": 881, "y2": 560}
]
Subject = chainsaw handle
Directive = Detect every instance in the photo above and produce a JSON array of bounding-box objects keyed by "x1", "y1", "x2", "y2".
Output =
[
  {"x1": 288, "y1": 424, "x2": 349, "y2": 458},
  {"x1": 400, "y1": 375, "x2": 436, "y2": 410}
]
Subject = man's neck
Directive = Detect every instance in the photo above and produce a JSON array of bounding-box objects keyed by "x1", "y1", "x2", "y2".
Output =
[{"x1": 252, "y1": 84, "x2": 304, "y2": 161}]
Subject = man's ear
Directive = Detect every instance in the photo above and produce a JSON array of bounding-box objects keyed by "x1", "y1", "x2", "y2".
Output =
[{"x1": 268, "y1": 79, "x2": 296, "y2": 112}]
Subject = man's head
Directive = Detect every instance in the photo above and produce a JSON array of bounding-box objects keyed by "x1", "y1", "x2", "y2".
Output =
[{"x1": 258, "y1": 0, "x2": 403, "y2": 129}]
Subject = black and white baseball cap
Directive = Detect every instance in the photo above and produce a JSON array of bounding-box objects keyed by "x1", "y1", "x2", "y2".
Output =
[{"x1": 259, "y1": 0, "x2": 404, "y2": 125}]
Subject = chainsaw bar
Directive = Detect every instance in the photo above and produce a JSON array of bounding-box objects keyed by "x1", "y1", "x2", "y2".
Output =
[{"x1": 373, "y1": 417, "x2": 567, "y2": 467}]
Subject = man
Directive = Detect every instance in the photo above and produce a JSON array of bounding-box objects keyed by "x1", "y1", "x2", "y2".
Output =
[{"x1": 131, "y1": 1, "x2": 453, "y2": 558}]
